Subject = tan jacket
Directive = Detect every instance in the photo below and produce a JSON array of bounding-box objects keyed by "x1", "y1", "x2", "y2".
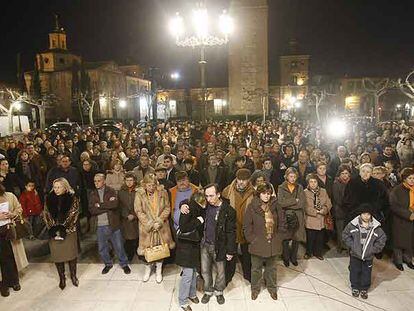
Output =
[{"x1": 304, "y1": 188, "x2": 332, "y2": 230}]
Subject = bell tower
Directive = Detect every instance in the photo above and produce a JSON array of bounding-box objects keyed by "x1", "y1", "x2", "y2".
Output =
[
  {"x1": 228, "y1": 0, "x2": 269, "y2": 116},
  {"x1": 48, "y1": 14, "x2": 67, "y2": 50}
]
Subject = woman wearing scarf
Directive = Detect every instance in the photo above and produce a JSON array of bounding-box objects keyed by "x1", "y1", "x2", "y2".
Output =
[
  {"x1": 304, "y1": 173, "x2": 332, "y2": 260},
  {"x1": 390, "y1": 167, "x2": 414, "y2": 271},
  {"x1": 332, "y1": 165, "x2": 352, "y2": 253},
  {"x1": 243, "y1": 182, "x2": 284, "y2": 300}
]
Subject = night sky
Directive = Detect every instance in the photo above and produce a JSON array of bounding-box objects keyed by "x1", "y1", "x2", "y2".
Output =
[{"x1": 1, "y1": 0, "x2": 414, "y2": 88}]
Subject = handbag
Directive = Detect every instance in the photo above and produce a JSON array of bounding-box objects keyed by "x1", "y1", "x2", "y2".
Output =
[
  {"x1": 144, "y1": 230, "x2": 170, "y2": 263},
  {"x1": 14, "y1": 217, "x2": 32, "y2": 239},
  {"x1": 324, "y1": 212, "x2": 334, "y2": 231},
  {"x1": 176, "y1": 228, "x2": 200, "y2": 242}
]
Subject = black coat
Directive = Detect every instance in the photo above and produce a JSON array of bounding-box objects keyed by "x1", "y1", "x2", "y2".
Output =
[
  {"x1": 331, "y1": 179, "x2": 348, "y2": 220},
  {"x1": 206, "y1": 200, "x2": 237, "y2": 262},
  {"x1": 342, "y1": 176, "x2": 390, "y2": 223},
  {"x1": 186, "y1": 169, "x2": 200, "y2": 187},
  {"x1": 200, "y1": 166, "x2": 227, "y2": 191},
  {"x1": 175, "y1": 199, "x2": 205, "y2": 269},
  {"x1": 390, "y1": 184, "x2": 414, "y2": 251}
]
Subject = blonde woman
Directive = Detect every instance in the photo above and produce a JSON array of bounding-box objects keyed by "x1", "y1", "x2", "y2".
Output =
[
  {"x1": 134, "y1": 173, "x2": 175, "y2": 283},
  {"x1": 43, "y1": 177, "x2": 80, "y2": 290}
]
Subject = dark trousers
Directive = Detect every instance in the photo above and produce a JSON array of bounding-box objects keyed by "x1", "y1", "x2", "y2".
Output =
[
  {"x1": 251, "y1": 255, "x2": 277, "y2": 294},
  {"x1": 225, "y1": 243, "x2": 251, "y2": 284},
  {"x1": 282, "y1": 239, "x2": 299, "y2": 263},
  {"x1": 305, "y1": 228, "x2": 324, "y2": 257},
  {"x1": 0, "y1": 239, "x2": 19, "y2": 288},
  {"x1": 349, "y1": 256, "x2": 372, "y2": 291},
  {"x1": 124, "y1": 239, "x2": 139, "y2": 262},
  {"x1": 394, "y1": 248, "x2": 413, "y2": 265}
]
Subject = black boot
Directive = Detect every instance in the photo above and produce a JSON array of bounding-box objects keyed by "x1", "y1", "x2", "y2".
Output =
[
  {"x1": 69, "y1": 259, "x2": 79, "y2": 287},
  {"x1": 55, "y1": 262, "x2": 66, "y2": 290}
]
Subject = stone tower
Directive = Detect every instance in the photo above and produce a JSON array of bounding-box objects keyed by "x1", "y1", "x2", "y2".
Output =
[{"x1": 228, "y1": 0, "x2": 269, "y2": 116}]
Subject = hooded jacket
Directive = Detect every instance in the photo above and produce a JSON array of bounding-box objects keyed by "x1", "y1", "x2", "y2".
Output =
[{"x1": 342, "y1": 215, "x2": 386, "y2": 261}]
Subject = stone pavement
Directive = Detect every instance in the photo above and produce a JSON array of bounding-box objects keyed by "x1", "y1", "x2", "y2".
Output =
[{"x1": 2, "y1": 257, "x2": 414, "y2": 311}]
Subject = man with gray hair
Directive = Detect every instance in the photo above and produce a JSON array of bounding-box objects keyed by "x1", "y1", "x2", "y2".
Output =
[
  {"x1": 89, "y1": 173, "x2": 131, "y2": 275},
  {"x1": 328, "y1": 145, "x2": 348, "y2": 177}
]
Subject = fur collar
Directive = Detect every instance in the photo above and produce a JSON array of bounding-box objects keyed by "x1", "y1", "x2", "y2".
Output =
[{"x1": 46, "y1": 192, "x2": 74, "y2": 222}]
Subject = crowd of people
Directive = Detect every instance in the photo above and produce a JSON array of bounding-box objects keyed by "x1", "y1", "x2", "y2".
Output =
[{"x1": 0, "y1": 118, "x2": 413, "y2": 310}]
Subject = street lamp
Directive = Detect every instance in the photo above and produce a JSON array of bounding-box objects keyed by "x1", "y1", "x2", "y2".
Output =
[
  {"x1": 13, "y1": 101, "x2": 22, "y2": 132},
  {"x1": 119, "y1": 99, "x2": 127, "y2": 109},
  {"x1": 170, "y1": 72, "x2": 180, "y2": 80},
  {"x1": 169, "y1": 3, "x2": 233, "y2": 122}
]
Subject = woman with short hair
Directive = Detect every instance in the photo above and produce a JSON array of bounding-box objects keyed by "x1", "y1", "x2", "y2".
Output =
[
  {"x1": 43, "y1": 177, "x2": 80, "y2": 290},
  {"x1": 277, "y1": 167, "x2": 306, "y2": 267},
  {"x1": 304, "y1": 173, "x2": 332, "y2": 260}
]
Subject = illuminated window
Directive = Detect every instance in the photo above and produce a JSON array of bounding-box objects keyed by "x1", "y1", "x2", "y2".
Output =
[
  {"x1": 214, "y1": 99, "x2": 226, "y2": 114},
  {"x1": 169, "y1": 100, "x2": 177, "y2": 117}
]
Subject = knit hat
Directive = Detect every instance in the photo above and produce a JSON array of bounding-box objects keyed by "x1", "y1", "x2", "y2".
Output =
[{"x1": 236, "y1": 168, "x2": 251, "y2": 180}]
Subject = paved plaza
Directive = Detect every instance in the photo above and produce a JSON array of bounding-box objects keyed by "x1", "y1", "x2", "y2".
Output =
[{"x1": 2, "y1": 256, "x2": 414, "y2": 311}]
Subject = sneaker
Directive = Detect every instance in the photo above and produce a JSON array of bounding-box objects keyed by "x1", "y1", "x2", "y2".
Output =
[
  {"x1": 122, "y1": 266, "x2": 131, "y2": 274},
  {"x1": 360, "y1": 290, "x2": 368, "y2": 299},
  {"x1": 181, "y1": 306, "x2": 192, "y2": 311},
  {"x1": 303, "y1": 254, "x2": 311, "y2": 260},
  {"x1": 101, "y1": 265, "x2": 113, "y2": 275},
  {"x1": 251, "y1": 291, "x2": 259, "y2": 300},
  {"x1": 188, "y1": 296, "x2": 199, "y2": 304},
  {"x1": 201, "y1": 294, "x2": 212, "y2": 304},
  {"x1": 405, "y1": 262, "x2": 414, "y2": 270},
  {"x1": 216, "y1": 295, "x2": 225, "y2": 305},
  {"x1": 394, "y1": 262, "x2": 404, "y2": 271},
  {"x1": 352, "y1": 289, "x2": 360, "y2": 297},
  {"x1": 315, "y1": 255, "x2": 324, "y2": 261}
]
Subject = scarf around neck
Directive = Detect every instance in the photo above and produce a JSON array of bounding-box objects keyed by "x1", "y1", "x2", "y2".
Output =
[
  {"x1": 308, "y1": 186, "x2": 322, "y2": 211},
  {"x1": 403, "y1": 182, "x2": 414, "y2": 211},
  {"x1": 261, "y1": 201, "x2": 275, "y2": 240}
]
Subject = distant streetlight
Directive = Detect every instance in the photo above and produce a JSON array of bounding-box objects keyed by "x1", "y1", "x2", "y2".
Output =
[
  {"x1": 99, "y1": 96, "x2": 107, "y2": 106},
  {"x1": 169, "y1": 3, "x2": 233, "y2": 122},
  {"x1": 119, "y1": 99, "x2": 127, "y2": 109},
  {"x1": 170, "y1": 72, "x2": 180, "y2": 80},
  {"x1": 396, "y1": 104, "x2": 401, "y2": 109},
  {"x1": 13, "y1": 101, "x2": 22, "y2": 111}
]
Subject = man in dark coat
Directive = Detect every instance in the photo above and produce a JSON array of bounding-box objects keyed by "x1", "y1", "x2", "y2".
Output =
[
  {"x1": 200, "y1": 183, "x2": 236, "y2": 305},
  {"x1": 45, "y1": 156, "x2": 81, "y2": 196},
  {"x1": 200, "y1": 154, "x2": 227, "y2": 191},
  {"x1": 342, "y1": 163, "x2": 389, "y2": 224}
]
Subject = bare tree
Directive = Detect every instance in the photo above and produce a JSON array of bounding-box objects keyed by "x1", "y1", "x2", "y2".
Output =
[
  {"x1": 362, "y1": 78, "x2": 392, "y2": 121},
  {"x1": 398, "y1": 70, "x2": 414, "y2": 100},
  {"x1": 308, "y1": 89, "x2": 335, "y2": 123}
]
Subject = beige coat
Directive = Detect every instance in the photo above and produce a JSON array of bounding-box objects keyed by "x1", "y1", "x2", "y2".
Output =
[
  {"x1": 304, "y1": 188, "x2": 332, "y2": 230},
  {"x1": 134, "y1": 185, "x2": 175, "y2": 256},
  {"x1": 105, "y1": 171, "x2": 125, "y2": 191}
]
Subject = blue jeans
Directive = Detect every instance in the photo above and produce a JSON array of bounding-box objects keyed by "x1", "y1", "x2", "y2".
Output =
[
  {"x1": 201, "y1": 244, "x2": 225, "y2": 296},
  {"x1": 178, "y1": 267, "x2": 197, "y2": 307},
  {"x1": 97, "y1": 226, "x2": 129, "y2": 267}
]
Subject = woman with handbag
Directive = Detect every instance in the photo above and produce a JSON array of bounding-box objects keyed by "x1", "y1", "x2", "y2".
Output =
[
  {"x1": 304, "y1": 173, "x2": 332, "y2": 260},
  {"x1": 43, "y1": 177, "x2": 80, "y2": 290},
  {"x1": 0, "y1": 183, "x2": 23, "y2": 297},
  {"x1": 176, "y1": 192, "x2": 206, "y2": 311},
  {"x1": 277, "y1": 167, "x2": 306, "y2": 267},
  {"x1": 135, "y1": 173, "x2": 175, "y2": 283}
]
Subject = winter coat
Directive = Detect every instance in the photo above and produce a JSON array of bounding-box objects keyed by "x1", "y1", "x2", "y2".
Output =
[
  {"x1": 203, "y1": 200, "x2": 237, "y2": 262},
  {"x1": 390, "y1": 184, "x2": 414, "y2": 251},
  {"x1": 175, "y1": 199, "x2": 205, "y2": 269},
  {"x1": 132, "y1": 165, "x2": 155, "y2": 186},
  {"x1": 291, "y1": 162, "x2": 316, "y2": 187},
  {"x1": 222, "y1": 180, "x2": 255, "y2": 244},
  {"x1": 342, "y1": 176, "x2": 390, "y2": 223},
  {"x1": 43, "y1": 192, "x2": 79, "y2": 234},
  {"x1": 243, "y1": 196, "x2": 284, "y2": 258},
  {"x1": 331, "y1": 179, "x2": 348, "y2": 220},
  {"x1": 342, "y1": 216, "x2": 386, "y2": 260},
  {"x1": 15, "y1": 160, "x2": 42, "y2": 190},
  {"x1": 89, "y1": 186, "x2": 121, "y2": 232},
  {"x1": 277, "y1": 181, "x2": 306, "y2": 242},
  {"x1": 19, "y1": 190, "x2": 43, "y2": 217},
  {"x1": 118, "y1": 186, "x2": 139, "y2": 240},
  {"x1": 134, "y1": 185, "x2": 175, "y2": 256},
  {"x1": 304, "y1": 188, "x2": 332, "y2": 230},
  {"x1": 200, "y1": 166, "x2": 228, "y2": 191}
]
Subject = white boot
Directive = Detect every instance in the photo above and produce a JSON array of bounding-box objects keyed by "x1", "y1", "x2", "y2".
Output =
[
  {"x1": 143, "y1": 264, "x2": 152, "y2": 282},
  {"x1": 155, "y1": 262, "x2": 163, "y2": 284}
]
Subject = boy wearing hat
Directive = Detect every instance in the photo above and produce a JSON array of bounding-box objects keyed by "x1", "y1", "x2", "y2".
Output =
[{"x1": 342, "y1": 203, "x2": 386, "y2": 299}]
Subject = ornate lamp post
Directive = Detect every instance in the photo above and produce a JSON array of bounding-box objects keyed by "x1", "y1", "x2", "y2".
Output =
[{"x1": 169, "y1": 2, "x2": 233, "y2": 122}]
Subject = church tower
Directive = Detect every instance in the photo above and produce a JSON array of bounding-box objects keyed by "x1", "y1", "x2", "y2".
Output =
[
  {"x1": 228, "y1": 0, "x2": 269, "y2": 116},
  {"x1": 48, "y1": 14, "x2": 67, "y2": 50}
]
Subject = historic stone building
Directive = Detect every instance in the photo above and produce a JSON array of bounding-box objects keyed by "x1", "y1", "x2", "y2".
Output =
[{"x1": 24, "y1": 18, "x2": 151, "y2": 123}]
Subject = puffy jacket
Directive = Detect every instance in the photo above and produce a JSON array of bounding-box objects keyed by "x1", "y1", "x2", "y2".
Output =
[{"x1": 342, "y1": 216, "x2": 386, "y2": 261}]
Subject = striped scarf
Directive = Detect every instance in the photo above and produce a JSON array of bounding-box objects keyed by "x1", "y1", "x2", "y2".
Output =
[{"x1": 261, "y1": 202, "x2": 275, "y2": 240}]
